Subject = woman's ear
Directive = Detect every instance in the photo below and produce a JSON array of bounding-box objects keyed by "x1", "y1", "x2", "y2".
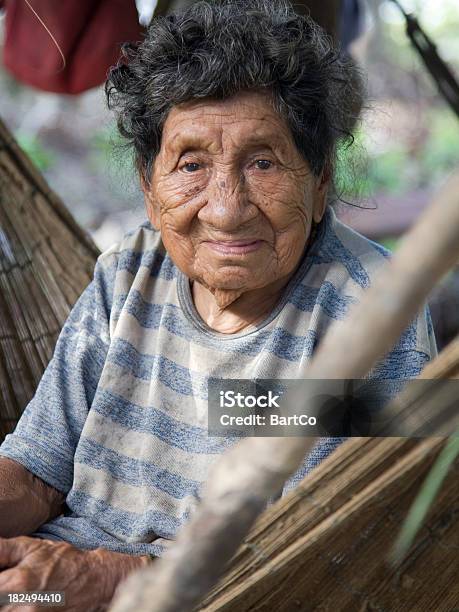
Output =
[
  {"x1": 140, "y1": 173, "x2": 161, "y2": 230},
  {"x1": 312, "y1": 164, "x2": 331, "y2": 224}
]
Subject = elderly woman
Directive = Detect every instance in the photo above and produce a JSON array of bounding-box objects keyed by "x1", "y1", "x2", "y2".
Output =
[{"x1": 0, "y1": 0, "x2": 436, "y2": 609}]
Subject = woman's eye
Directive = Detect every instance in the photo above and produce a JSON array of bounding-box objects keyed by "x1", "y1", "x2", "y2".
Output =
[
  {"x1": 254, "y1": 159, "x2": 273, "y2": 170},
  {"x1": 182, "y1": 162, "x2": 201, "y2": 173}
]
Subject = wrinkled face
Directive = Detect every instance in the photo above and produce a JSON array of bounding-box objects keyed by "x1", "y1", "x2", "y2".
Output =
[{"x1": 143, "y1": 90, "x2": 328, "y2": 301}]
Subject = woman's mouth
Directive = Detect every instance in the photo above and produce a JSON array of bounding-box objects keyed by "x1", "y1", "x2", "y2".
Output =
[{"x1": 205, "y1": 240, "x2": 263, "y2": 255}]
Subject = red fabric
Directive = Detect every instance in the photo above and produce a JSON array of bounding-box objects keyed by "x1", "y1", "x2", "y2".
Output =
[{"x1": 2, "y1": 0, "x2": 143, "y2": 94}]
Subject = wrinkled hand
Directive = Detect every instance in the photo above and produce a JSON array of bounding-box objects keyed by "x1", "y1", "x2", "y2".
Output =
[{"x1": 0, "y1": 536, "x2": 147, "y2": 612}]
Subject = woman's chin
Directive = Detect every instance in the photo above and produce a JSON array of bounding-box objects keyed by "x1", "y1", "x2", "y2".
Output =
[
  {"x1": 200, "y1": 271, "x2": 265, "y2": 295},
  {"x1": 210, "y1": 287, "x2": 246, "y2": 309}
]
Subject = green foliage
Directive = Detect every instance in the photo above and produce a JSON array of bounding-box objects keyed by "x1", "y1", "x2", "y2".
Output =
[
  {"x1": 366, "y1": 149, "x2": 407, "y2": 195},
  {"x1": 391, "y1": 435, "x2": 459, "y2": 564},
  {"x1": 334, "y1": 132, "x2": 369, "y2": 198},
  {"x1": 88, "y1": 124, "x2": 140, "y2": 202},
  {"x1": 334, "y1": 133, "x2": 407, "y2": 199},
  {"x1": 89, "y1": 125, "x2": 134, "y2": 171},
  {"x1": 379, "y1": 236, "x2": 398, "y2": 251},
  {"x1": 90, "y1": 125, "x2": 119, "y2": 157},
  {"x1": 15, "y1": 133, "x2": 55, "y2": 171},
  {"x1": 335, "y1": 107, "x2": 458, "y2": 200},
  {"x1": 418, "y1": 111, "x2": 459, "y2": 184}
]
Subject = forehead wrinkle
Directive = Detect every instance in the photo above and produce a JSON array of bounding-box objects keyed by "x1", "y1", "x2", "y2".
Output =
[
  {"x1": 161, "y1": 96, "x2": 299, "y2": 162},
  {"x1": 163, "y1": 124, "x2": 223, "y2": 156},
  {"x1": 223, "y1": 129, "x2": 291, "y2": 155},
  {"x1": 165, "y1": 120, "x2": 293, "y2": 159}
]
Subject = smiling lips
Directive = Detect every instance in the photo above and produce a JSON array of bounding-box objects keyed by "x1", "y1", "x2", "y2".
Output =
[{"x1": 205, "y1": 240, "x2": 263, "y2": 255}]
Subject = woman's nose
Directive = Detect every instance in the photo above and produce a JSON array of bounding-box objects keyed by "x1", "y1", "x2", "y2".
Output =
[{"x1": 197, "y1": 173, "x2": 258, "y2": 231}]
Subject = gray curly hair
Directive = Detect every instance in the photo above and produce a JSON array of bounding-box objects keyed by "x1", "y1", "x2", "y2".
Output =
[{"x1": 105, "y1": 0, "x2": 365, "y2": 185}]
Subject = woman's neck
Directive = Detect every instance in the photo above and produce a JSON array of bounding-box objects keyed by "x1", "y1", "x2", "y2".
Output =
[{"x1": 191, "y1": 274, "x2": 294, "y2": 334}]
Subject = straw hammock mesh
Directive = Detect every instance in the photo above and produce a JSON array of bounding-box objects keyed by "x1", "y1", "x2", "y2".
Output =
[
  {"x1": 0, "y1": 117, "x2": 99, "y2": 440},
  {"x1": 200, "y1": 443, "x2": 459, "y2": 611}
]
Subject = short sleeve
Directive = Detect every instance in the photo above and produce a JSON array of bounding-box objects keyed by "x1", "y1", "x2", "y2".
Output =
[
  {"x1": 281, "y1": 303, "x2": 438, "y2": 495},
  {"x1": 0, "y1": 257, "x2": 114, "y2": 494},
  {"x1": 365, "y1": 304, "x2": 437, "y2": 380}
]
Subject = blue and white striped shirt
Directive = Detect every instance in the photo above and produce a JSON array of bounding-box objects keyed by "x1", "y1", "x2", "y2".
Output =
[{"x1": 0, "y1": 207, "x2": 436, "y2": 557}]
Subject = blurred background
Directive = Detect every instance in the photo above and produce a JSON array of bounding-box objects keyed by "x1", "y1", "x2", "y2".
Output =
[{"x1": 0, "y1": 0, "x2": 458, "y2": 345}]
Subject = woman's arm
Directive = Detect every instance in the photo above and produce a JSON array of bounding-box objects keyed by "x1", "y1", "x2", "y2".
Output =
[
  {"x1": 0, "y1": 458, "x2": 153, "y2": 609},
  {"x1": 0, "y1": 457, "x2": 65, "y2": 537}
]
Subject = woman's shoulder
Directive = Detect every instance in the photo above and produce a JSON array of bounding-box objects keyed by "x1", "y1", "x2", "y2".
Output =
[
  {"x1": 312, "y1": 207, "x2": 392, "y2": 291},
  {"x1": 98, "y1": 220, "x2": 164, "y2": 268},
  {"x1": 298, "y1": 207, "x2": 436, "y2": 364},
  {"x1": 94, "y1": 219, "x2": 178, "y2": 283},
  {"x1": 89, "y1": 220, "x2": 176, "y2": 320},
  {"x1": 294, "y1": 207, "x2": 393, "y2": 321}
]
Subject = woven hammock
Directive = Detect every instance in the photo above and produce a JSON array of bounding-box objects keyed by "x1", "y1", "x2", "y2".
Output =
[{"x1": 0, "y1": 117, "x2": 99, "y2": 440}]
